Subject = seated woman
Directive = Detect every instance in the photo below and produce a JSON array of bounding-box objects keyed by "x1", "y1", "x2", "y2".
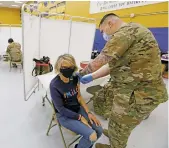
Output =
[{"x1": 50, "y1": 54, "x2": 103, "y2": 148}]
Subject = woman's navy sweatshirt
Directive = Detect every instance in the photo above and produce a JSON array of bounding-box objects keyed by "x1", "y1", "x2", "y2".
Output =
[{"x1": 50, "y1": 75, "x2": 80, "y2": 120}]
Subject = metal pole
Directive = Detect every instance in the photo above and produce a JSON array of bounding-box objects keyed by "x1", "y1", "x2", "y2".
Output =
[
  {"x1": 41, "y1": 12, "x2": 70, "y2": 17},
  {"x1": 9, "y1": 24, "x2": 11, "y2": 38},
  {"x1": 67, "y1": 17, "x2": 72, "y2": 54},
  {"x1": 37, "y1": 14, "x2": 41, "y2": 91},
  {"x1": 0, "y1": 24, "x2": 21, "y2": 27},
  {"x1": 22, "y1": 4, "x2": 95, "y2": 21},
  {"x1": 38, "y1": 14, "x2": 41, "y2": 62},
  {"x1": 71, "y1": 16, "x2": 96, "y2": 22},
  {"x1": 21, "y1": 4, "x2": 27, "y2": 101}
]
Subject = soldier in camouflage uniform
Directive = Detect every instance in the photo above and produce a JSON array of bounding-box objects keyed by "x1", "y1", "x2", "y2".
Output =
[
  {"x1": 6, "y1": 38, "x2": 22, "y2": 67},
  {"x1": 78, "y1": 13, "x2": 168, "y2": 148}
]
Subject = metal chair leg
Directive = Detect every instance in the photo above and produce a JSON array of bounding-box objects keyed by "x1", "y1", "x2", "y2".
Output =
[
  {"x1": 42, "y1": 93, "x2": 52, "y2": 106},
  {"x1": 38, "y1": 80, "x2": 40, "y2": 91},
  {"x1": 42, "y1": 96, "x2": 45, "y2": 106},
  {"x1": 86, "y1": 98, "x2": 92, "y2": 104},
  {"x1": 46, "y1": 99, "x2": 82, "y2": 148},
  {"x1": 20, "y1": 64, "x2": 22, "y2": 73},
  {"x1": 68, "y1": 135, "x2": 81, "y2": 148},
  {"x1": 21, "y1": 62, "x2": 23, "y2": 73},
  {"x1": 58, "y1": 123, "x2": 68, "y2": 148},
  {"x1": 46, "y1": 114, "x2": 56, "y2": 136},
  {"x1": 47, "y1": 113, "x2": 81, "y2": 148},
  {"x1": 9, "y1": 62, "x2": 12, "y2": 72},
  {"x1": 46, "y1": 95, "x2": 52, "y2": 105}
]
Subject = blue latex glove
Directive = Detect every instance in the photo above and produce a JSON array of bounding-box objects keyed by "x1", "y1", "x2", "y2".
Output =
[{"x1": 80, "y1": 74, "x2": 93, "y2": 84}]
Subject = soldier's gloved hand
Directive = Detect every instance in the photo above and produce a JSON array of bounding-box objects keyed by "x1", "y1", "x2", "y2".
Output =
[{"x1": 80, "y1": 74, "x2": 93, "y2": 84}]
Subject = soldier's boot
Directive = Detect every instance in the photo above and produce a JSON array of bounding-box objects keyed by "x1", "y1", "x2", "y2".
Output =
[
  {"x1": 95, "y1": 143, "x2": 111, "y2": 148},
  {"x1": 103, "y1": 129, "x2": 109, "y2": 138}
]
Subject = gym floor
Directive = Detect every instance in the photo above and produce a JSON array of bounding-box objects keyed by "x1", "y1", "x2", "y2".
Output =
[{"x1": 0, "y1": 62, "x2": 168, "y2": 148}]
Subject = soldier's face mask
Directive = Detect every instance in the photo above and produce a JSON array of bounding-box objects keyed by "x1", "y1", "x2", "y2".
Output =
[
  {"x1": 60, "y1": 67, "x2": 75, "y2": 78},
  {"x1": 102, "y1": 22, "x2": 113, "y2": 41},
  {"x1": 103, "y1": 32, "x2": 112, "y2": 41}
]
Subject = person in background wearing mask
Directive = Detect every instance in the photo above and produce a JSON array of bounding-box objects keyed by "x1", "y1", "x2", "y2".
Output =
[
  {"x1": 6, "y1": 38, "x2": 22, "y2": 68},
  {"x1": 50, "y1": 54, "x2": 103, "y2": 148},
  {"x1": 78, "y1": 13, "x2": 168, "y2": 148}
]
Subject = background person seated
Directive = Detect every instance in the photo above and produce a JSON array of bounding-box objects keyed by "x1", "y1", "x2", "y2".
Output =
[
  {"x1": 6, "y1": 38, "x2": 22, "y2": 68},
  {"x1": 50, "y1": 54, "x2": 103, "y2": 148}
]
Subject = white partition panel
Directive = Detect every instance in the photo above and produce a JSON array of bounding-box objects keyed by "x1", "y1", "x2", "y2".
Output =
[
  {"x1": 0, "y1": 27, "x2": 10, "y2": 54},
  {"x1": 40, "y1": 18, "x2": 71, "y2": 67},
  {"x1": 69, "y1": 22, "x2": 96, "y2": 67},
  {"x1": 23, "y1": 12, "x2": 40, "y2": 100},
  {"x1": 11, "y1": 27, "x2": 22, "y2": 51}
]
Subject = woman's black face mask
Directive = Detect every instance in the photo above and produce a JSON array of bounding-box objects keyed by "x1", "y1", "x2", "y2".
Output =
[{"x1": 60, "y1": 68, "x2": 75, "y2": 78}]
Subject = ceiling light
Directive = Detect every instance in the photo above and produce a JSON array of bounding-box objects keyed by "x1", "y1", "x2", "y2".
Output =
[
  {"x1": 11, "y1": 5, "x2": 20, "y2": 7},
  {"x1": 15, "y1": 1, "x2": 23, "y2": 3}
]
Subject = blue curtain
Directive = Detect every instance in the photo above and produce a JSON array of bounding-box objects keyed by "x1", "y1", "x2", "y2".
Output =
[
  {"x1": 92, "y1": 27, "x2": 168, "y2": 54},
  {"x1": 92, "y1": 29, "x2": 106, "y2": 52},
  {"x1": 149, "y1": 27, "x2": 168, "y2": 54}
]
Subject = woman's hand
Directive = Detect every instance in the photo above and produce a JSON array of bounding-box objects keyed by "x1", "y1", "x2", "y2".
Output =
[
  {"x1": 80, "y1": 116, "x2": 91, "y2": 128},
  {"x1": 88, "y1": 113, "x2": 101, "y2": 127}
]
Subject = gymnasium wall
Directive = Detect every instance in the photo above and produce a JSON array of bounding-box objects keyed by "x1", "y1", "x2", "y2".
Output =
[
  {"x1": 0, "y1": 7, "x2": 21, "y2": 24},
  {"x1": 65, "y1": 1, "x2": 168, "y2": 28},
  {"x1": 26, "y1": 1, "x2": 168, "y2": 27},
  {"x1": 26, "y1": 1, "x2": 168, "y2": 53},
  {"x1": 65, "y1": 1, "x2": 168, "y2": 53}
]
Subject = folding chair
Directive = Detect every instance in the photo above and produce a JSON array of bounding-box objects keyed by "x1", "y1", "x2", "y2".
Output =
[
  {"x1": 9, "y1": 60, "x2": 23, "y2": 72},
  {"x1": 46, "y1": 101, "x2": 82, "y2": 148},
  {"x1": 3, "y1": 54, "x2": 10, "y2": 62},
  {"x1": 9, "y1": 53, "x2": 23, "y2": 73},
  {"x1": 45, "y1": 84, "x2": 104, "y2": 147}
]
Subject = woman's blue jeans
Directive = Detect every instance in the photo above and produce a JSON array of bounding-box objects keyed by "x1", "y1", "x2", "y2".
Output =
[{"x1": 57, "y1": 107, "x2": 103, "y2": 148}]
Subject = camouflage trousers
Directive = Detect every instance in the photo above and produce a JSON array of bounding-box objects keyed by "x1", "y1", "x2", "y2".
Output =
[
  {"x1": 91, "y1": 82, "x2": 114, "y2": 119},
  {"x1": 108, "y1": 81, "x2": 168, "y2": 148}
]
